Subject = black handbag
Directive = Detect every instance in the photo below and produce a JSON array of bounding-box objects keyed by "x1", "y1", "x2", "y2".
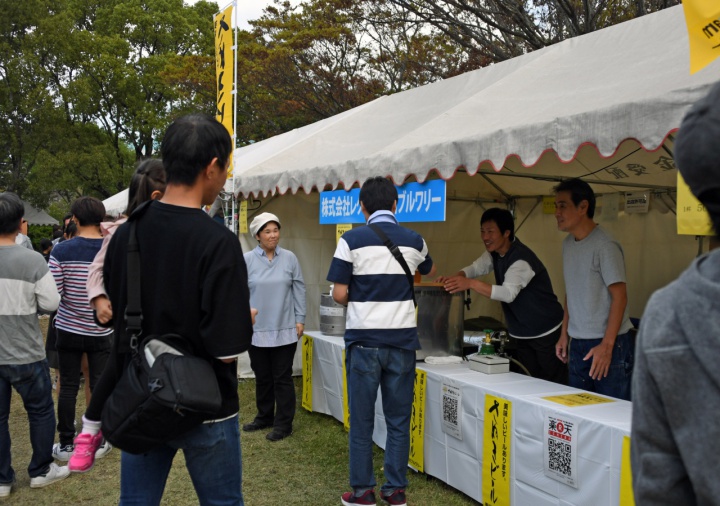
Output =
[{"x1": 101, "y1": 216, "x2": 222, "y2": 454}]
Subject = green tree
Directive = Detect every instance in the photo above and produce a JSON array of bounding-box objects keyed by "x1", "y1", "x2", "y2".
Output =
[{"x1": 1, "y1": 0, "x2": 219, "y2": 208}]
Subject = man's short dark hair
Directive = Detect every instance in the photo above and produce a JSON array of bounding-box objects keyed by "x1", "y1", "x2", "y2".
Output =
[
  {"x1": 70, "y1": 197, "x2": 105, "y2": 226},
  {"x1": 161, "y1": 114, "x2": 232, "y2": 186},
  {"x1": 0, "y1": 192, "x2": 24, "y2": 235},
  {"x1": 554, "y1": 178, "x2": 596, "y2": 219},
  {"x1": 481, "y1": 208, "x2": 515, "y2": 241},
  {"x1": 359, "y1": 177, "x2": 398, "y2": 215}
]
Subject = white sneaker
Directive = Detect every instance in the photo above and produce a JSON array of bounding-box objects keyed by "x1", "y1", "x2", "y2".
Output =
[
  {"x1": 51, "y1": 443, "x2": 74, "y2": 461},
  {"x1": 29, "y1": 463, "x2": 70, "y2": 488},
  {"x1": 95, "y1": 439, "x2": 112, "y2": 459},
  {"x1": 0, "y1": 480, "x2": 14, "y2": 498}
]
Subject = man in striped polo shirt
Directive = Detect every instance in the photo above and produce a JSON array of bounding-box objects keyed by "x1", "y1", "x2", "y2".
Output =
[
  {"x1": 0, "y1": 192, "x2": 69, "y2": 497},
  {"x1": 328, "y1": 177, "x2": 436, "y2": 506}
]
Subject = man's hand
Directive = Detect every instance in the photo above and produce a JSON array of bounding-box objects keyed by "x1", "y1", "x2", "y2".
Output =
[
  {"x1": 442, "y1": 275, "x2": 474, "y2": 294},
  {"x1": 296, "y1": 322, "x2": 304, "y2": 337},
  {"x1": 584, "y1": 341, "x2": 614, "y2": 380},
  {"x1": 555, "y1": 334, "x2": 569, "y2": 364},
  {"x1": 250, "y1": 308, "x2": 258, "y2": 325},
  {"x1": 93, "y1": 295, "x2": 113, "y2": 325}
]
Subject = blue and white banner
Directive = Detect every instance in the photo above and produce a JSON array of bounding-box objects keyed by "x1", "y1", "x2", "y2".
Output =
[{"x1": 319, "y1": 180, "x2": 446, "y2": 224}]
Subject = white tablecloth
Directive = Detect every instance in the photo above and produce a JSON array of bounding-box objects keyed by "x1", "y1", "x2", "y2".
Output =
[{"x1": 305, "y1": 330, "x2": 632, "y2": 506}]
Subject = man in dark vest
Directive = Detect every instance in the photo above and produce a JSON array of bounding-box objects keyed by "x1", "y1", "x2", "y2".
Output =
[{"x1": 438, "y1": 208, "x2": 566, "y2": 383}]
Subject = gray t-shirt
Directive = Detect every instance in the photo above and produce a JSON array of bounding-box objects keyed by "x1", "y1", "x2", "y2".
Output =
[{"x1": 562, "y1": 226, "x2": 632, "y2": 339}]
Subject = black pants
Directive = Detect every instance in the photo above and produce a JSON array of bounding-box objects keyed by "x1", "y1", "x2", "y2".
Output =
[
  {"x1": 56, "y1": 329, "x2": 111, "y2": 445},
  {"x1": 512, "y1": 327, "x2": 567, "y2": 385},
  {"x1": 248, "y1": 342, "x2": 297, "y2": 433}
]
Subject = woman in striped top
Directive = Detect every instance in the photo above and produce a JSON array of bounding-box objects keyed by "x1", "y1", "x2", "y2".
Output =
[{"x1": 48, "y1": 197, "x2": 113, "y2": 460}]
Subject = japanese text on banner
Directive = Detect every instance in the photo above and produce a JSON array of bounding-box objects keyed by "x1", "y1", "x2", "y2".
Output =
[
  {"x1": 301, "y1": 334, "x2": 313, "y2": 411},
  {"x1": 408, "y1": 369, "x2": 427, "y2": 472},
  {"x1": 214, "y1": 5, "x2": 234, "y2": 177},
  {"x1": 319, "y1": 180, "x2": 446, "y2": 224},
  {"x1": 677, "y1": 172, "x2": 714, "y2": 236},
  {"x1": 682, "y1": 0, "x2": 720, "y2": 74},
  {"x1": 482, "y1": 394, "x2": 511, "y2": 506}
]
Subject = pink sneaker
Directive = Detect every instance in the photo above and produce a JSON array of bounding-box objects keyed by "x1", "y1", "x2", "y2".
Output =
[{"x1": 68, "y1": 432, "x2": 103, "y2": 473}]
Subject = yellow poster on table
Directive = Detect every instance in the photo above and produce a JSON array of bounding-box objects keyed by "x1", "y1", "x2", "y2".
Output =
[
  {"x1": 342, "y1": 348, "x2": 349, "y2": 430},
  {"x1": 677, "y1": 172, "x2": 714, "y2": 236},
  {"x1": 619, "y1": 436, "x2": 636, "y2": 506},
  {"x1": 408, "y1": 369, "x2": 426, "y2": 472},
  {"x1": 482, "y1": 394, "x2": 512, "y2": 506},
  {"x1": 301, "y1": 334, "x2": 313, "y2": 411},
  {"x1": 682, "y1": 0, "x2": 720, "y2": 74},
  {"x1": 543, "y1": 392, "x2": 615, "y2": 407},
  {"x1": 214, "y1": 4, "x2": 234, "y2": 177}
]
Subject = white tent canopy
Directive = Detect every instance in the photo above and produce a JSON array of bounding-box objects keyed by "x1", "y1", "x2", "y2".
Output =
[
  {"x1": 102, "y1": 188, "x2": 128, "y2": 217},
  {"x1": 231, "y1": 5, "x2": 718, "y2": 199}
]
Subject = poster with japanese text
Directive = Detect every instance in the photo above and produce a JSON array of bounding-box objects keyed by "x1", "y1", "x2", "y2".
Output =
[
  {"x1": 482, "y1": 394, "x2": 511, "y2": 506},
  {"x1": 301, "y1": 334, "x2": 313, "y2": 411},
  {"x1": 543, "y1": 414, "x2": 578, "y2": 488},
  {"x1": 214, "y1": 4, "x2": 234, "y2": 177},
  {"x1": 408, "y1": 369, "x2": 427, "y2": 472}
]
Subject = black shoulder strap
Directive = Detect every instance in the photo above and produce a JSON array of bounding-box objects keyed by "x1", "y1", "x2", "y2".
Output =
[
  {"x1": 367, "y1": 224, "x2": 416, "y2": 307},
  {"x1": 125, "y1": 219, "x2": 143, "y2": 354}
]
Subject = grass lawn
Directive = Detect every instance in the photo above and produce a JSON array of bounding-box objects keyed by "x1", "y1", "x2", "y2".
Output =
[{"x1": 5, "y1": 320, "x2": 478, "y2": 505}]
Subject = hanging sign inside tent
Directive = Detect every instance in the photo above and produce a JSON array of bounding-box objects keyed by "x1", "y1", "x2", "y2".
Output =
[
  {"x1": 682, "y1": 0, "x2": 720, "y2": 74},
  {"x1": 319, "y1": 180, "x2": 446, "y2": 224},
  {"x1": 677, "y1": 172, "x2": 714, "y2": 236},
  {"x1": 214, "y1": 5, "x2": 234, "y2": 177},
  {"x1": 624, "y1": 191, "x2": 649, "y2": 214}
]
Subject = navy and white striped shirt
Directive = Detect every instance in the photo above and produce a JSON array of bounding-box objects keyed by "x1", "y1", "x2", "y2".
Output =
[
  {"x1": 49, "y1": 237, "x2": 113, "y2": 337},
  {"x1": 327, "y1": 211, "x2": 433, "y2": 350}
]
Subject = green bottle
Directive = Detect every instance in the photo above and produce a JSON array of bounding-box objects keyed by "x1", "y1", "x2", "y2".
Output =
[{"x1": 479, "y1": 329, "x2": 495, "y2": 355}]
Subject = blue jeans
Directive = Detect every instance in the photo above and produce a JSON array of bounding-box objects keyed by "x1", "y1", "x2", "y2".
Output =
[
  {"x1": 0, "y1": 359, "x2": 56, "y2": 483},
  {"x1": 568, "y1": 331, "x2": 634, "y2": 401},
  {"x1": 346, "y1": 345, "x2": 416, "y2": 496},
  {"x1": 119, "y1": 415, "x2": 243, "y2": 506}
]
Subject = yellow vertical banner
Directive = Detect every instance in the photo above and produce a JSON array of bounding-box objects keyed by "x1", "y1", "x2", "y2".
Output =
[
  {"x1": 214, "y1": 5, "x2": 234, "y2": 177},
  {"x1": 301, "y1": 334, "x2": 313, "y2": 411},
  {"x1": 682, "y1": 0, "x2": 720, "y2": 74},
  {"x1": 677, "y1": 172, "x2": 714, "y2": 235},
  {"x1": 341, "y1": 348, "x2": 350, "y2": 430},
  {"x1": 336, "y1": 223, "x2": 352, "y2": 244},
  {"x1": 482, "y1": 394, "x2": 512, "y2": 506},
  {"x1": 408, "y1": 369, "x2": 426, "y2": 472},
  {"x1": 238, "y1": 200, "x2": 248, "y2": 234},
  {"x1": 619, "y1": 436, "x2": 636, "y2": 506}
]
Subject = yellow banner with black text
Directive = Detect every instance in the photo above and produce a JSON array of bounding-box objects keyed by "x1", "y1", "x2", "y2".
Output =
[
  {"x1": 482, "y1": 394, "x2": 511, "y2": 506},
  {"x1": 214, "y1": 5, "x2": 234, "y2": 177}
]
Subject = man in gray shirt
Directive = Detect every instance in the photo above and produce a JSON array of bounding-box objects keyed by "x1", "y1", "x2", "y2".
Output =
[
  {"x1": 553, "y1": 179, "x2": 633, "y2": 400},
  {"x1": 0, "y1": 192, "x2": 69, "y2": 498}
]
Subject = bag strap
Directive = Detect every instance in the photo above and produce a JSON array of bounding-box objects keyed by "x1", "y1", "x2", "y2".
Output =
[
  {"x1": 125, "y1": 219, "x2": 143, "y2": 355},
  {"x1": 367, "y1": 223, "x2": 417, "y2": 308}
]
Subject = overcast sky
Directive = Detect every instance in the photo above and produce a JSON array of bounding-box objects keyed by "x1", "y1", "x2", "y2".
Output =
[{"x1": 184, "y1": 0, "x2": 279, "y2": 30}]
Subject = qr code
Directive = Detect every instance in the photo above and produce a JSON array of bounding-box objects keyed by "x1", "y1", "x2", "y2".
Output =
[
  {"x1": 548, "y1": 438, "x2": 572, "y2": 476},
  {"x1": 442, "y1": 394, "x2": 458, "y2": 424}
]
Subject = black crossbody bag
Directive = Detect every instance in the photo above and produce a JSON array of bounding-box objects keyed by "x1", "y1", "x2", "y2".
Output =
[
  {"x1": 101, "y1": 212, "x2": 222, "y2": 454},
  {"x1": 368, "y1": 224, "x2": 417, "y2": 307}
]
